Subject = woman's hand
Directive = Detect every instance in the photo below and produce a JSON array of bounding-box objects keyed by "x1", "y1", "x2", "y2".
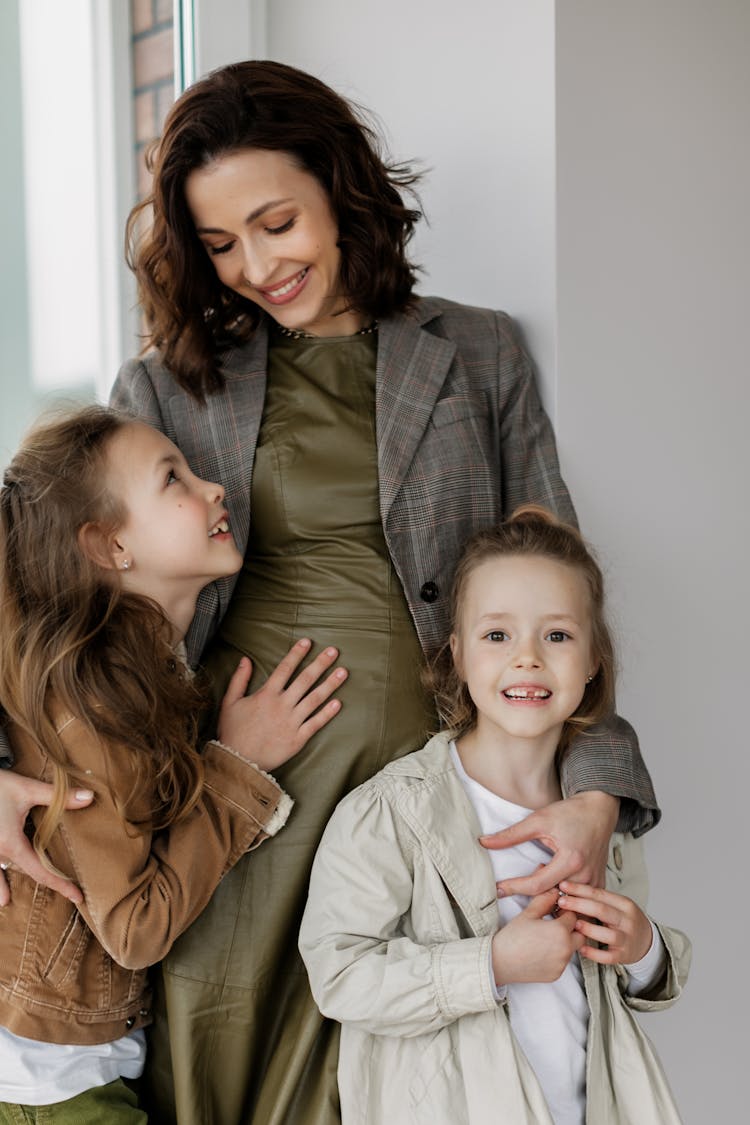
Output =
[
  {"x1": 491, "y1": 889, "x2": 583, "y2": 985},
  {"x1": 218, "y1": 638, "x2": 348, "y2": 771},
  {"x1": 557, "y1": 882, "x2": 653, "y2": 965},
  {"x1": 0, "y1": 772, "x2": 93, "y2": 906},
  {"x1": 481, "y1": 790, "x2": 619, "y2": 897}
]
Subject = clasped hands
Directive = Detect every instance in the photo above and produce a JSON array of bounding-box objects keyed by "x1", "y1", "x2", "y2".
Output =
[{"x1": 483, "y1": 791, "x2": 652, "y2": 983}]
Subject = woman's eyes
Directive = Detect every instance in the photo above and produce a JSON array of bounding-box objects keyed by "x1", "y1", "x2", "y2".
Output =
[
  {"x1": 207, "y1": 218, "x2": 295, "y2": 254},
  {"x1": 266, "y1": 217, "x2": 295, "y2": 235}
]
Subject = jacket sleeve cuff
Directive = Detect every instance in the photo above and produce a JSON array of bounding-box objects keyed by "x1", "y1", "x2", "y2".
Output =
[
  {"x1": 203, "y1": 740, "x2": 294, "y2": 846},
  {"x1": 431, "y1": 934, "x2": 499, "y2": 1019}
]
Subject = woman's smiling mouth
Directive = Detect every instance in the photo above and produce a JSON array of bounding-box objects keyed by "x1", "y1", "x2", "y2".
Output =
[{"x1": 259, "y1": 267, "x2": 310, "y2": 303}]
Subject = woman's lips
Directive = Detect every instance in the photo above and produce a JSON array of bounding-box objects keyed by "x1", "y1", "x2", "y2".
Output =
[{"x1": 258, "y1": 266, "x2": 310, "y2": 305}]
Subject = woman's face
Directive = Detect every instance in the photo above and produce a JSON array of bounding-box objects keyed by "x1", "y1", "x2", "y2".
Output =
[{"x1": 186, "y1": 148, "x2": 366, "y2": 337}]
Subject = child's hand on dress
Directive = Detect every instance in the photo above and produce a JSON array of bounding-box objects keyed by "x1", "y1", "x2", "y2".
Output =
[
  {"x1": 217, "y1": 638, "x2": 348, "y2": 771},
  {"x1": 491, "y1": 888, "x2": 584, "y2": 986},
  {"x1": 556, "y1": 882, "x2": 653, "y2": 965}
]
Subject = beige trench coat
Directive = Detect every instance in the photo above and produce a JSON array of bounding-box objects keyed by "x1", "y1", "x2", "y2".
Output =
[{"x1": 299, "y1": 733, "x2": 690, "y2": 1124}]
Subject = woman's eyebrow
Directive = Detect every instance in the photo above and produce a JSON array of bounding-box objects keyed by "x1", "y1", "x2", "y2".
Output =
[{"x1": 196, "y1": 198, "x2": 294, "y2": 234}]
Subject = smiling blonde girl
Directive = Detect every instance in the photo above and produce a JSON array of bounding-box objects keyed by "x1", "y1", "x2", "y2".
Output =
[{"x1": 300, "y1": 506, "x2": 690, "y2": 1125}]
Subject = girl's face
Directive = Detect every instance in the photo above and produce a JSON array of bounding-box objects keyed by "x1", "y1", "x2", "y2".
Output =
[
  {"x1": 450, "y1": 554, "x2": 596, "y2": 750},
  {"x1": 103, "y1": 423, "x2": 242, "y2": 620},
  {"x1": 186, "y1": 148, "x2": 366, "y2": 337}
]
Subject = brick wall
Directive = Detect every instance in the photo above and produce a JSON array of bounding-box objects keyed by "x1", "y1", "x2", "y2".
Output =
[{"x1": 131, "y1": 0, "x2": 174, "y2": 197}]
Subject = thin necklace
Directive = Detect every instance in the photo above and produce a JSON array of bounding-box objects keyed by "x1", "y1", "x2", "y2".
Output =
[{"x1": 275, "y1": 320, "x2": 378, "y2": 340}]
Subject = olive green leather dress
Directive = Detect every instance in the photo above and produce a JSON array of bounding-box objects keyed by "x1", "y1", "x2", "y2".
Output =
[{"x1": 143, "y1": 330, "x2": 436, "y2": 1125}]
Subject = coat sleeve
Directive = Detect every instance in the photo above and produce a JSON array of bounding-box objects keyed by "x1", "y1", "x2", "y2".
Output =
[
  {"x1": 299, "y1": 782, "x2": 500, "y2": 1038},
  {"x1": 37, "y1": 719, "x2": 292, "y2": 970},
  {"x1": 491, "y1": 314, "x2": 660, "y2": 835},
  {"x1": 605, "y1": 832, "x2": 691, "y2": 1010}
]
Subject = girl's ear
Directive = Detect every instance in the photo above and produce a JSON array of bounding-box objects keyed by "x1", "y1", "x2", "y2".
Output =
[
  {"x1": 77, "y1": 522, "x2": 122, "y2": 572},
  {"x1": 449, "y1": 633, "x2": 463, "y2": 678}
]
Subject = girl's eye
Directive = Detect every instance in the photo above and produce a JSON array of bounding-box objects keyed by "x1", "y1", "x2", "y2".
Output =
[
  {"x1": 166, "y1": 469, "x2": 179, "y2": 486},
  {"x1": 208, "y1": 240, "x2": 234, "y2": 256},
  {"x1": 486, "y1": 630, "x2": 508, "y2": 642},
  {"x1": 546, "y1": 630, "x2": 571, "y2": 643},
  {"x1": 266, "y1": 217, "x2": 295, "y2": 236}
]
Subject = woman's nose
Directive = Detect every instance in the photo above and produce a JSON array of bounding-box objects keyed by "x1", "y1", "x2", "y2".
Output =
[{"x1": 239, "y1": 239, "x2": 274, "y2": 289}]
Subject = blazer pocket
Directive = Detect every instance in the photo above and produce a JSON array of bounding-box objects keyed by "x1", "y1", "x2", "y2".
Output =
[{"x1": 429, "y1": 393, "x2": 487, "y2": 427}]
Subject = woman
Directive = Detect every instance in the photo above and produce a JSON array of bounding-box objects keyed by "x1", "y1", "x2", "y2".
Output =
[{"x1": 0, "y1": 60, "x2": 657, "y2": 1125}]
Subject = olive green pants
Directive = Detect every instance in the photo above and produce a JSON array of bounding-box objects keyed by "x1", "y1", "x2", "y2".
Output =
[{"x1": 0, "y1": 1079, "x2": 146, "y2": 1124}]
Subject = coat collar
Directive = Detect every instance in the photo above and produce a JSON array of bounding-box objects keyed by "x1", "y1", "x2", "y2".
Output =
[{"x1": 389, "y1": 732, "x2": 501, "y2": 938}]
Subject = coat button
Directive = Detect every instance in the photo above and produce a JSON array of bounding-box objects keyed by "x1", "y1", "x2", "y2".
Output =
[
  {"x1": 420, "y1": 581, "x2": 439, "y2": 603},
  {"x1": 125, "y1": 1017, "x2": 136, "y2": 1029},
  {"x1": 612, "y1": 844, "x2": 623, "y2": 870}
]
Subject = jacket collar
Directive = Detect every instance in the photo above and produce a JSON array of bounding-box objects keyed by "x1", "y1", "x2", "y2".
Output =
[{"x1": 390, "y1": 732, "x2": 501, "y2": 938}]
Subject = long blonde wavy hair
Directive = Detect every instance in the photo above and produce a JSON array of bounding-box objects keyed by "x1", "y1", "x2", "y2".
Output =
[{"x1": 0, "y1": 406, "x2": 207, "y2": 862}]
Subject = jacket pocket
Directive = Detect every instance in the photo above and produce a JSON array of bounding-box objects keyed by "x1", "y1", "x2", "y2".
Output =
[{"x1": 42, "y1": 907, "x2": 91, "y2": 990}]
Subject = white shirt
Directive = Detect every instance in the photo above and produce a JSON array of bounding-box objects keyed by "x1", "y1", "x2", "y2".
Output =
[
  {"x1": 0, "y1": 1026, "x2": 145, "y2": 1105},
  {"x1": 450, "y1": 742, "x2": 665, "y2": 1125}
]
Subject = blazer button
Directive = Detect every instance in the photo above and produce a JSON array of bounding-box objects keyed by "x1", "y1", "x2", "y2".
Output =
[
  {"x1": 420, "y1": 581, "x2": 439, "y2": 603},
  {"x1": 612, "y1": 843, "x2": 623, "y2": 871},
  {"x1": 125, "y1": 1017, "x2": 136, "y2": 1029}
]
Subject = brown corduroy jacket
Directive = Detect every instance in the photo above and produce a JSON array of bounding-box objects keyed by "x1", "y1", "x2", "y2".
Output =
[{"x1": 0, "y1": 712, "x2": 291, "y2": 1045}]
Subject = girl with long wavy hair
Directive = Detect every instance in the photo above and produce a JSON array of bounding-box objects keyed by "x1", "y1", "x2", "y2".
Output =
[{"x1": 0, "y1": 406, "x2": 345, "y2": 1121}]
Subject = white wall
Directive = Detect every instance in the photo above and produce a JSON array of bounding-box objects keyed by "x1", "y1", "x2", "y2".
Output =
[{"x1": 255, "y1": 2, "x2": 746, "y2": 1118}]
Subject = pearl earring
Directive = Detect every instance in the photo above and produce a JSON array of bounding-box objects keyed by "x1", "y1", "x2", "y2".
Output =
[
  {"x1": 586, "y1": 674, "x2": 593, "y2": 683},
  {"x1": 122, "y1": 560, "x2": 131, "y2": 571}
]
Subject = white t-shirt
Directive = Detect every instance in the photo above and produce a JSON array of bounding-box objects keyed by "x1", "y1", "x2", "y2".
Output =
[
  {"x1": 0, "y1": 1026, "x2": 145, "y2": 1105},
  {"x1": 450, "y1": 743, "x2": 589, "y2": 1124}
]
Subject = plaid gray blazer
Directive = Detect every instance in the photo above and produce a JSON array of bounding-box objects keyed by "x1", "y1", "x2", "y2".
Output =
[{"x1": 104, "y1": 296, "x2": 656, "y2": 832}]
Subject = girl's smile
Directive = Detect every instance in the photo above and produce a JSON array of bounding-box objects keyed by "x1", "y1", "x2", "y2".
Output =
[{"x1": 186, "y1": 148, "x2": 367, "y2": 337}]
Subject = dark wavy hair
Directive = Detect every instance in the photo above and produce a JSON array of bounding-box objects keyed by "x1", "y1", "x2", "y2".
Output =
[
  {"x1": 426, "y1": 505, "x2": 617, "y2": 758},
  {"x1": 0, "y1": 406, "x2": 208, "y2": 863},
  {"x1": 128, "y1": 60, "x2": 423, "y2": 399}
]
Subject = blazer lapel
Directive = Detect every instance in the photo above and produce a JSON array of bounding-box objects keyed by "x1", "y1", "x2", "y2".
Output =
[
  {"x1": 376, "y1": 304, "x2": 456, "y2": 522},
  {"x1": 186, "y1": 325, "x2": 268, "y2": 661}
]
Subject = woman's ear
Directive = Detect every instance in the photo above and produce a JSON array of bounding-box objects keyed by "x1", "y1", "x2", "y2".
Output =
[{"x1": 77, "y1": 522, "x2": 123, "y2": 572}]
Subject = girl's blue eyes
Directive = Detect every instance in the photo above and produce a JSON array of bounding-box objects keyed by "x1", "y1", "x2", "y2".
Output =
[{"x1": 207, "y1": 218, "x2": 296, "y2": 256}]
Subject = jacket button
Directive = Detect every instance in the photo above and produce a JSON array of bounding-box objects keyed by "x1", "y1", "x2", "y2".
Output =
[
  {"x1": 420, "y1": 581, "x2": 439, "y2": 603},
  {"x1": 125, "y1": 1017, "x2": 136, "y2": 1029},
  {"x1": 613, "y1": 844, "x2": 623, "y2": 870}
]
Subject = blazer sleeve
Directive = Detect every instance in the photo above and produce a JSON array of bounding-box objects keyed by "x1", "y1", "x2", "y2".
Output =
[
  {"x1": 491, "y1": 315, "x2": 659, "y2": 834},
  {"x1": 37, "y1": 718, "x2": 292, "y2": 970},
  {"x1": 299, "y1": 783, "x2": 499, "y2": 1038}
]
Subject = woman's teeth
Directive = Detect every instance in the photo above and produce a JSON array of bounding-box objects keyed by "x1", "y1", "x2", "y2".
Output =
[{"x1": 266, "y1": 267, "x2": 308, "y2": 298}]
